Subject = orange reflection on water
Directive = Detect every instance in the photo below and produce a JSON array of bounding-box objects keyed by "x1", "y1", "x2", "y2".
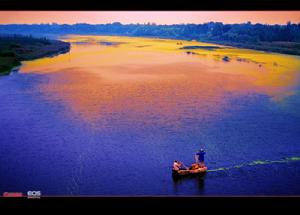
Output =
[{"x1": 20, "y1": 35, "x2": 300, "y2": 126}]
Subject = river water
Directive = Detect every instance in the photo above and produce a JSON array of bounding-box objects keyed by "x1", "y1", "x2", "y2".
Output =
[{"x1": 0, "y1": 35, "x2": 300, "y2": 195}]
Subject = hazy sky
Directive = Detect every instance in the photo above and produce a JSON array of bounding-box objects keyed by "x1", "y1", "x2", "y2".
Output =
[{"x1": 0, "y1": 11, "x2": 299, "y2": 25}]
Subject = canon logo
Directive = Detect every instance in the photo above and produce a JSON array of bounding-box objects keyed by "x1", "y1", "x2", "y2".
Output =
[{"x1": 3, "y1": 192, "x2": 23, "y2": 197}]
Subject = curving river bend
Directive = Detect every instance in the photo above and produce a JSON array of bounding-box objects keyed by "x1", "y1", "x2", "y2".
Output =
[{"x1": 1, "y1": 35, "x2": 300, "y2": 195}]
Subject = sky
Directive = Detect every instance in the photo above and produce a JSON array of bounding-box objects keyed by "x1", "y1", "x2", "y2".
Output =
[{"x1": 0, "y1": 11, "x2": 299, "y2": 25}]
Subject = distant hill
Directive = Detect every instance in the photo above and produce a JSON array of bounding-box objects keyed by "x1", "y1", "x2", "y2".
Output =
[{"x1": 0, "y1": 22, "x2": 300, "y2": 55}]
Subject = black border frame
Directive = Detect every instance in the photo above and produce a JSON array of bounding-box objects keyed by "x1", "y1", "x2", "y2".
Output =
[
  {"x1": 1, "y1": 0, "x2": 300, "y2": 211},
  {"x1": 1, "y1": 196, "x2": 300, "y2": 211},
  {"x1": 1, "y1": 0, "x2": 300, "y2": 10}
]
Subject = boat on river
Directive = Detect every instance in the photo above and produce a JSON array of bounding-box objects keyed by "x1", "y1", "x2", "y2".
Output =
[{"x1": 172, "y1": 164, "x2": 207, "y2": 178}]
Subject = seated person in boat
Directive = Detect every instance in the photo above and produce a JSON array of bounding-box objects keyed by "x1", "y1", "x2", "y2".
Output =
[
  {"x1": 195, "y1": 149, "x2": 206, "y2": 167},
  {"x1": 173, "y1": 160, "x2": 188, "y2": 171}
]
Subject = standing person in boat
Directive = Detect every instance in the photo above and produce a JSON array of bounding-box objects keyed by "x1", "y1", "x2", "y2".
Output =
[{"x1": 195, "y1": 149, "x2": 206, "y2": 167}]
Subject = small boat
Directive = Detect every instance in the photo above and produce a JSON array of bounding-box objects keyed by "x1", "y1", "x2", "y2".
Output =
[{"x1": 172, "y1": 165, "x2": 207, "y2": 177}]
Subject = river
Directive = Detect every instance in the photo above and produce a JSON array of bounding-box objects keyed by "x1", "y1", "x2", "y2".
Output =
[{"x1": 0, "y1": 35, "x2": 300, "y2": 195}]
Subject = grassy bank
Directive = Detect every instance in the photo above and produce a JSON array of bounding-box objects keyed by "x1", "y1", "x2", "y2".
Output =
[
  {"x1": 198, "y1": 39, "x2": 300, "y2": 56},
  {"x1": 0, "y1": 35, "x2": 70, "y2": 75}
]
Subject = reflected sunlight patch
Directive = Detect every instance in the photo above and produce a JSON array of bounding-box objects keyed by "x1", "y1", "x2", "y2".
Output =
[{"x1": 19, "y1": 35, "x2": 300, "y2": 124}]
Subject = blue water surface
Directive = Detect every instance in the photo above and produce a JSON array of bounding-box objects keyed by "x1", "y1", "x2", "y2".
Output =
[{"x1": 0, "y1": 58, "x2": 300, "y2": 196}]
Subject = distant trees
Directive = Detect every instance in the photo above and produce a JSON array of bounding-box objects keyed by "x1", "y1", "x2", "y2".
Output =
[
  {"x1": 0, "y1": 22, "x2": 299, "y2": 42},
  {"x1": 1, "y1": 22, "x2": 300, "y2": 48},
  {"x1": 0, "y1": 34, "x2": 52, "y2": 46}
]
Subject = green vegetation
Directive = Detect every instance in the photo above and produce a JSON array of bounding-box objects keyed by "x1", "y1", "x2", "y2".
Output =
[
  {"x1": 1, "y1": 22, "x2": 300, "y2": 55},
  {"x1": 180, "y1": 45, "x2": 222, "y2": 51},
  {"x1": 200, "y1": 40, "x2": 300, "y2": 56},
  {"x1": 0, "y1": 34, "x2": 70, "y2": 75}
]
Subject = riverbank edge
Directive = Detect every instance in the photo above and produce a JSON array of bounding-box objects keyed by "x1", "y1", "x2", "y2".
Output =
[
  {"x1": 62, "y1": 33, "x2": 300, "y2": 56},
  {"x1": 0, "y1": 41, "x2": 70, "y2": 76}
]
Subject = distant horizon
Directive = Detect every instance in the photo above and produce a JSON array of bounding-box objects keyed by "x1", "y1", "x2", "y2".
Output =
[
  {"x1": 0, "y1": 11, "x2": 300, "y2": 25},
  {"x1": 0, "y1": 21, "x2": 299, "y2": 26}
]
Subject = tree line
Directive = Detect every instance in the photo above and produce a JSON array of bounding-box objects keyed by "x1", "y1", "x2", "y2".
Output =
[
  {"x1": 0, "y1": 22, "x2": 299, "y2": 42},
  {"x1": 1, "y1": 22, "x2": 299, "y2": 55}
]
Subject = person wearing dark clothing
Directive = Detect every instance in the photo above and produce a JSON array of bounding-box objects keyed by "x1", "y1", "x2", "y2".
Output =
[{"x1": 195, "y1": 149, "x2": 206, "y2": 167}]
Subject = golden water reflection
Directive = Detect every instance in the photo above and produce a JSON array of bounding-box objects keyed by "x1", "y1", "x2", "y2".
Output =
[{"x1": 20, "y1": 35, "x2": 300, "y2": 126}]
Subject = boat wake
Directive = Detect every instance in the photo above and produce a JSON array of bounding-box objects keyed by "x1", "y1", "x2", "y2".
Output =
[{"x1": 207, "y1": 156, "x2": 300, "y2": 172}]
